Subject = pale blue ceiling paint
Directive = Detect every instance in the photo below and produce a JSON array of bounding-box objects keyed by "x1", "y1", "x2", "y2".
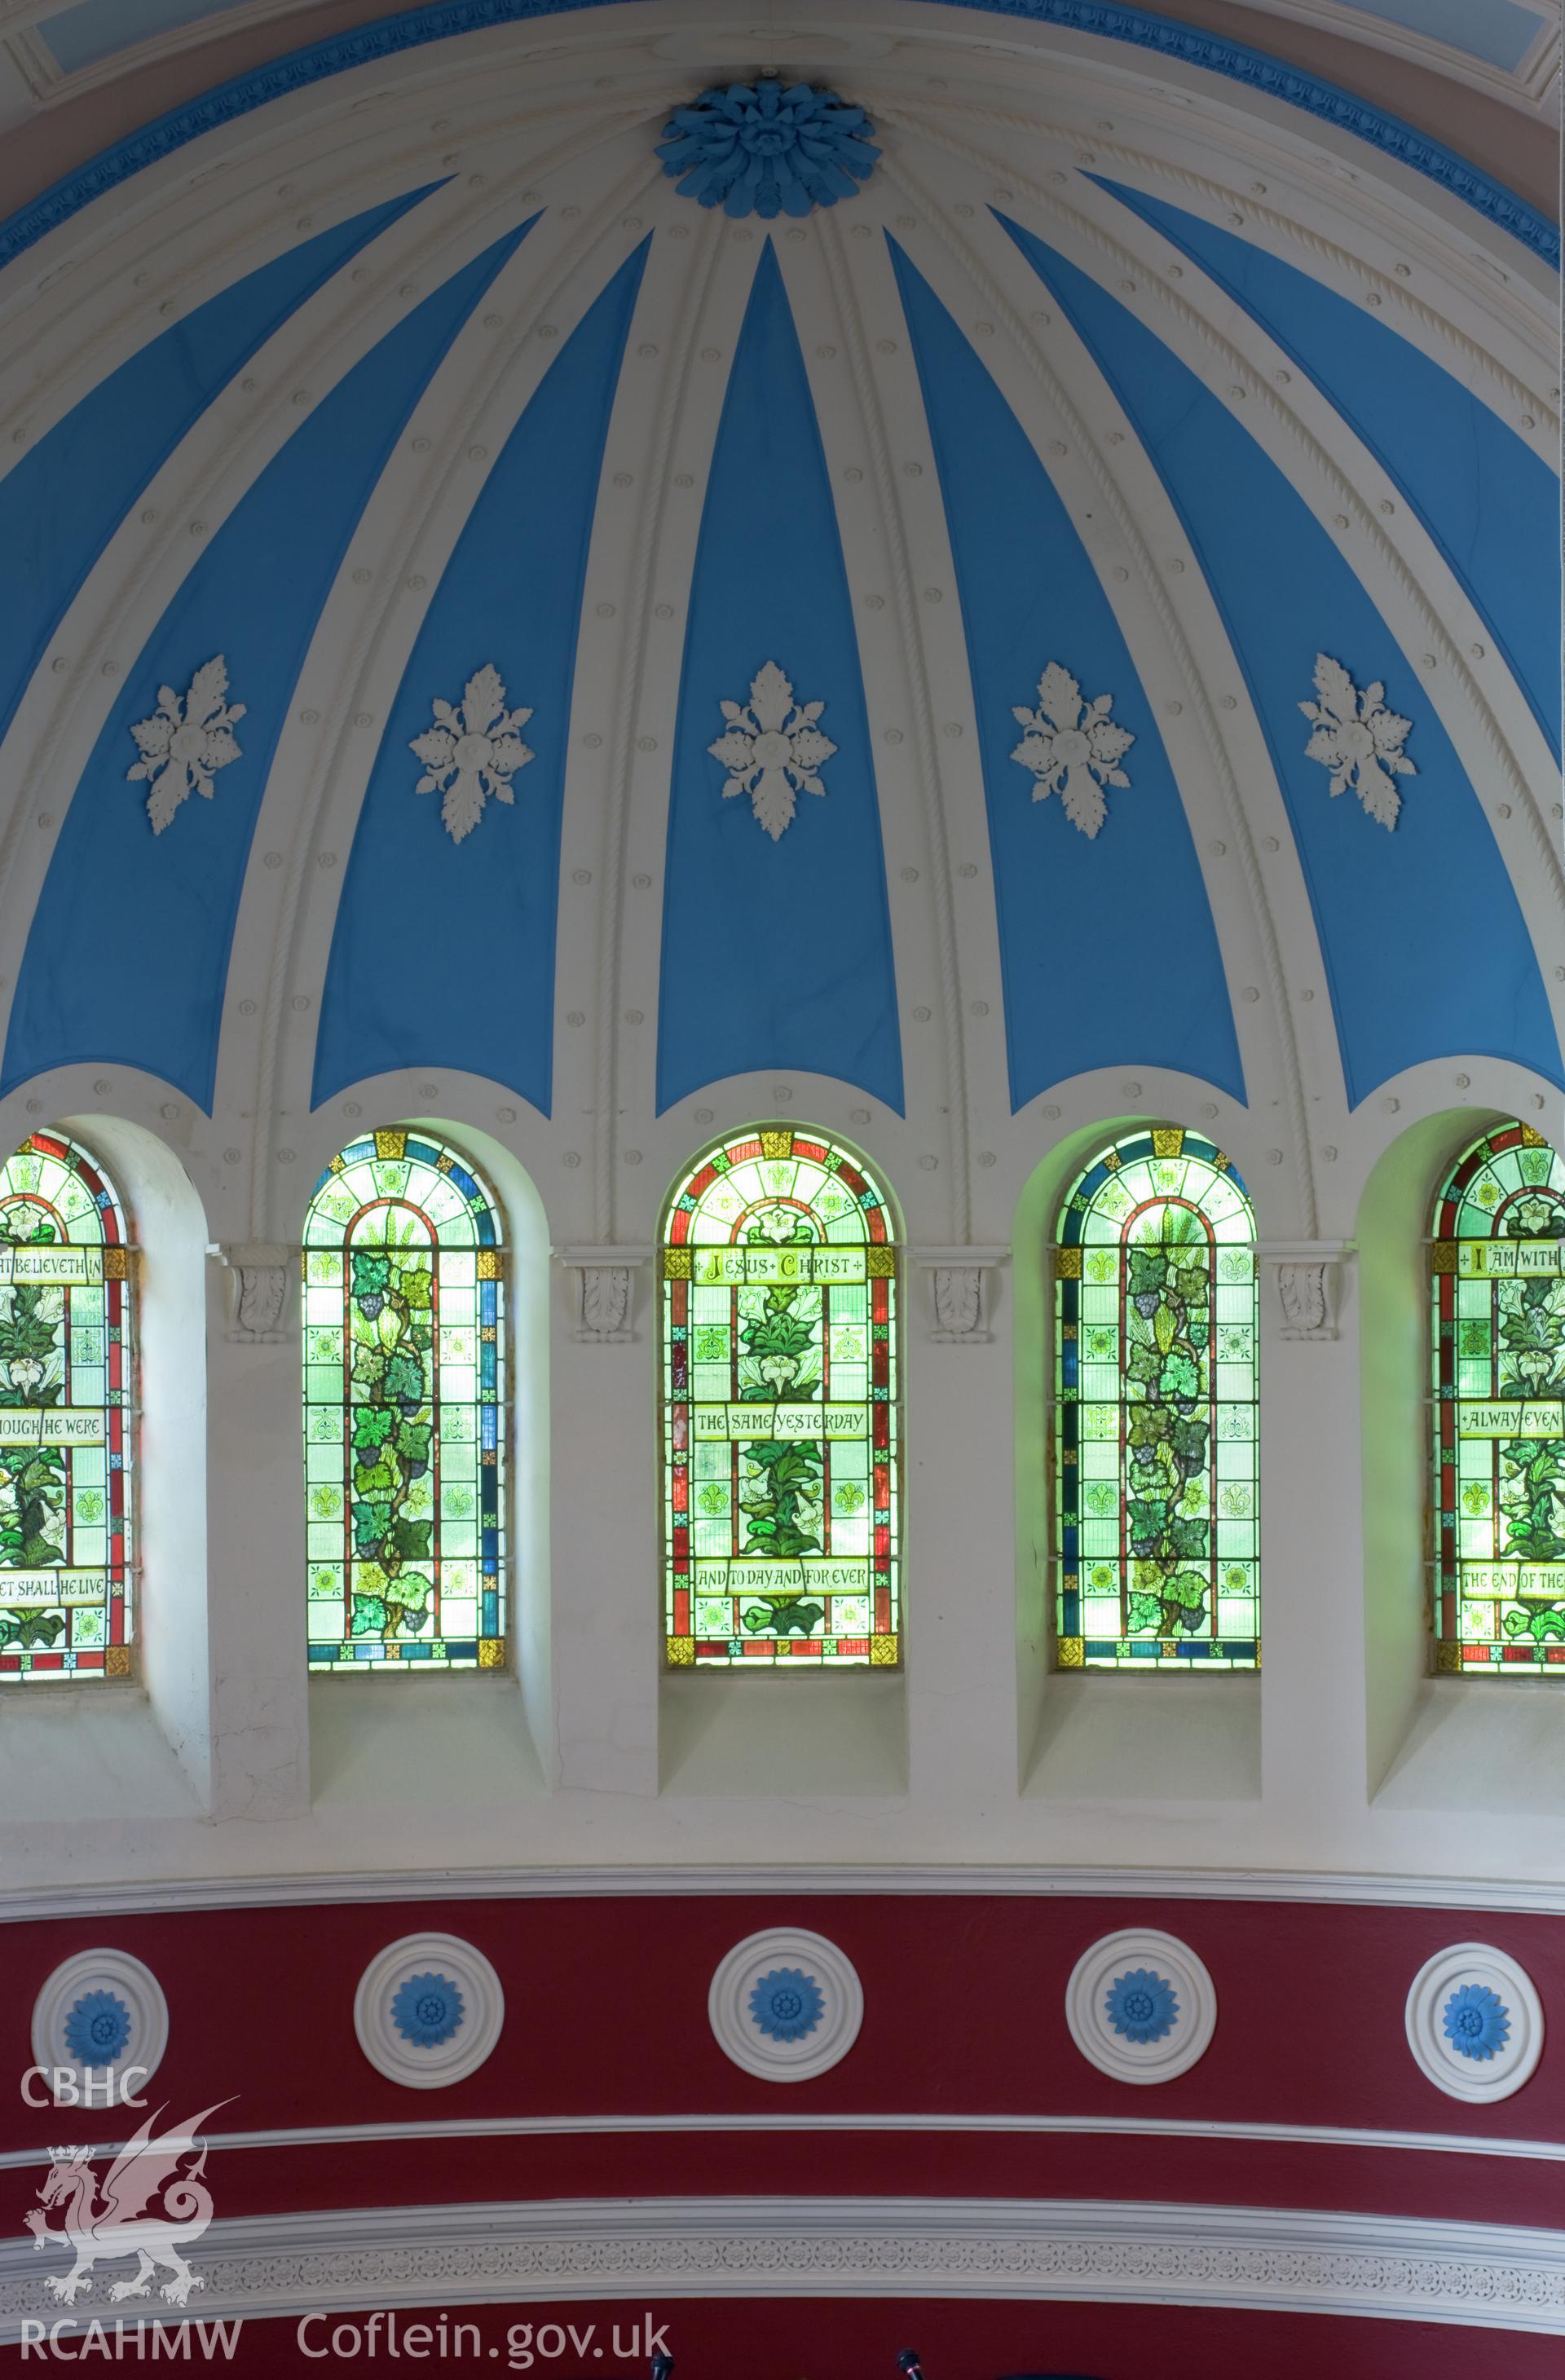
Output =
[
  {"x1": 657, "y1": 240, "x2": 902, "y2": 1114},
  {"x1": 889, "y1": 239, "x2": 1245, "y2": 1113},
  {"x1": 999, "y1": 214, "x2": 1562, "y2": 1105},
  {"x1": 0, "y1": 184, "x2": 438, "y2": 766},
  {"x1": 313, "y1": 232, "x2": 647, "y2": 1114},
  {"x1": 40, "y1": 0, "x2": 257, "y2": 75},
  {"x1": 1095, "y1": 177, "x2": 1561, "y2": 760},
  {"x1": 3, "y1": 219, "x2": 532, "y2": 1110},
  {"x1": 1322, "y1": 0, "x2": 1543, "y2": 73}
]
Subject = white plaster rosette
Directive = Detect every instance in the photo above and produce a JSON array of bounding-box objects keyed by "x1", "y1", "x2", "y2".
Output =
[
  {"x1": 31, "y1": 1947, "x2": 169, "y2": 2106},
  {"x1": 1404, "y1": 1941, "x2": 1544, "y2": 2105},
  {"x1": 709, "y1": 1927, "x2": 863, "y2": 2082},
  {"x1": 354, "y1": 1931, "x2": 505, "y2": 2090},
  {"x1": 1065, "y1": 1927, "x2": 1216, "y2": 2084}
]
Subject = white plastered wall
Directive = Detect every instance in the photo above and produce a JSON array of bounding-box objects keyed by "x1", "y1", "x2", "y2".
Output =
[{"x1": 0, "y1": 2, "x2": 1557, "y2": 1906}]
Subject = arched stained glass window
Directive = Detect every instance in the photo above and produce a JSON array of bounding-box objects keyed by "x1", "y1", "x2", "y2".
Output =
[
  {"x1": 1055, "y1": 1127, "x2": 1258, "y2": 1671},
  {"x1": 0, "y1": 1131, "x2": 132, "y2": 1683},
  {"x1": 1432, "y1": 1120, "x2": 1565, "y2": 1674},
  {"x1": 662, "y1": 1126, "x2": 900, "y2": 1669},
  {"x1": 303, "y1": 1129, "x2": 505, "y2": 1674}
]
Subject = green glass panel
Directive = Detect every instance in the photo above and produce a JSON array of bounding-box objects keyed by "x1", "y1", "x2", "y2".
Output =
[
  {"x1": 661, "y1": 1127, "x2": 900, "y2": 1671},
  {"x1": 1432, "y1": 1123, "x2": 1565, "y2": 1675},
  {"x1": 1054, "y1": 1129, "x2": 1259, "y2": 1673},
  {"x1": 302, "y1": 1134, "x2": 506, "y2": 1676}
]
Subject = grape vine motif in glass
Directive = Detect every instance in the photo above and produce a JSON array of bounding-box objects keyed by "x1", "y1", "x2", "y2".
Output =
[
  {"x1": 303, "y1": 1131, "x2": 505, "y2": 1673},
  {"x1": 0, "y1": 1132, "x2": 133, "y2": 1684},
  {"x1": 662, "y1": 1126, "x2": 900, "y2": 1668},
  {"x1": 1431, "y1": 1122, "x2": 1565, "y2": 1674},
  {"x1": 1055, "y1": 1128, "x2": 1258, "y2": 1670}
]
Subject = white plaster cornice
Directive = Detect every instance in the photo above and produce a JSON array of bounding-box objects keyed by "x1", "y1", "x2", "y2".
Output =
[
  {"x1": 4, "y1": 2106, "x2": 1561, "y2": 2179},
  {"x1": 3, "y1": 1860, "x2": 1565, "y2": 1924},
  {"x1": 2, "y1": 2194, "x2": 1562, "y2": 2338}
]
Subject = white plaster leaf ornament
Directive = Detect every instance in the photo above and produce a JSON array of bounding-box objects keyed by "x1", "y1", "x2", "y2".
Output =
[
  {"x1": 1299, "y1": 653, "x2": 1415, "y2": 828},
  {"x1": 1010, "y1": 662, "x2": 1135, "y2": 837},
  {"x1": 710, "y1": 662, "x2": 835, "y2": 840},
  {"x1": 126, "y1": 655, "x2": 245, "y2": 833},
  {"x1": 410, "y1": 663, "x2": 534, "y2": 844}
]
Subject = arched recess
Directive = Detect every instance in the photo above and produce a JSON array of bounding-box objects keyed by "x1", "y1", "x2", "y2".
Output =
[
  {"x1": 1053, "y1": 1128, "x2": 1259, "y2": 1672},
  {"x1": 1012, "y1": 1114, "x2": 1263, "y2": 1808},
  {"x1": 302, "y1": 1127, "x2": 513, "y2": 1677},
  {"x1": 1361, "y1": 1108, "x2": 1565, "y2": 1823},
  {"x1": 1431, "y1": 1120, "x2": 1565, "y2": 1677},
  {"x1": 300, "y1": 1112, "x2": 552, "y2": 1807},
  {"x1": 0, "y1": 1115, "x2": 212, "y2": 1805},
  {"x1": 0, "y1": 1128, "x2": 134, "y2": 1684},
  {"x1": 659, "y1": 1123, "x2": 902, "y2": 1673}
]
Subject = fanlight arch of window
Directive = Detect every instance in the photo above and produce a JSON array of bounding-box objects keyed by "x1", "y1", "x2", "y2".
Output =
[
  {"x1": 661, "y1": 1125, "x2": 901, "y2": 1672},
  {"x1": 1055, "y1": 1126, "x2": 1258, "y2": 1673},
  {"x1": 1431, "y1": 1120, "x2": 1565, "y2": 1677},
  {"x1": 0, "y1": 1130, "x2": 132, "y2": 1684},
  {"x1": 302, "y1": 1129, "x2": 506, "y2": 1675}
]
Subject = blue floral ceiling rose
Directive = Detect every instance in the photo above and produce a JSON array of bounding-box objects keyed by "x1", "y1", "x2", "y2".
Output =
[
  {"x1": 748, "y1": 1966, "x2": 825, "y2": 2043},
  {"x1": 1104, "y1": 1968, "x2": 1179, "y2": 2046},
  {"x1": 1441, "y1": 1982, "x2": 1510, "y2": 2061},
  {"x1": 709, "y1": 1928, "x2": 863, "y2": 2080},
  {"x1": 391, "y1": 1970, "x2": 465, "y2": 2051},
  {"x1": 63, "y1": 1990, "x2": 132, "y2": 2066},
  {"x1": 32, "y1": 1949, "x2": 170, "y2": 2105},
  {"x1": 1066, "y1": 1928, "x2": 1216, "y2": 2082},
  {"x1": 658, "y1": 78, "x2": 879, "y2": 218},
  {"x1": 1405, "y1": 1942, "x2": 1542, "y2": 2104},
  {"x1": 354, "y1": 1931, "x2": 504, "y2": 2089}
]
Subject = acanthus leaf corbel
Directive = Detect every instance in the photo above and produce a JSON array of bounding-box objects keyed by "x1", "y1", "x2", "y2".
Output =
[
  {"x1": 554, "y1": 1247, "x2": 651, "y2": 1344},
  {"x1": 1256, "y1": 1241, "x2": 1356, "y2": 1342},
  {"x1": 914, "y1": 1247, "x2": 1009, "y2": 1343},
  {"x1": 211, "y1": 1242, "x2": 299, "y2": 1345}
]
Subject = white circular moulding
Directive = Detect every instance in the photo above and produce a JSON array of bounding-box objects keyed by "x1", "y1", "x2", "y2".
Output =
[
  {"x1": 1404, "y1": 1942, "x2": 1544, "y2": 2105},
  {"x1": 354, "y1": 1933, "x2": 505, "y2": 2090},
  {"x1": 708, "y1": 1927, "x2": 863, "y2": 2082},
  {"x1": 32, "y1": 1949, "x2": 169, "y2": 2106},
  {"x1": 1065, "y1": 1928, "x2": 1217, "y2": 2084}
]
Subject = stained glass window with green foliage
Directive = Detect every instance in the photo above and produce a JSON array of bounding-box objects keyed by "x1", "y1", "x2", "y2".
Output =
[
  {"x1": 1055, "y1": 1127, "x2": 1258, "y2": 1670},
  {"x1": 1432, "y1": 1121, "x2": 1565, "y2": 1674},
  {"x1": 662, "y1": 1126, "x2": 900, "y2": 1669},
  {"x1": 0, "y1": 1131, "x2": 132, "y2": 1683},
  {"x1": 303, "y1": 1130, "x2": 505, "y2": 1674}
]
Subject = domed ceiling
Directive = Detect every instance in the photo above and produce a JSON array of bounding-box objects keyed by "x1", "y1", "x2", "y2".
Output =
[{"x1": 0, "y1": 1, "x2": 1557, "y2": 1248}]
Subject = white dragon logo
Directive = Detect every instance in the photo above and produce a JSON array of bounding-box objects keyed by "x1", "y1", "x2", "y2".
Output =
[{"x1": 25, "y1": 2104, "x2": 227, "y2": 2307}]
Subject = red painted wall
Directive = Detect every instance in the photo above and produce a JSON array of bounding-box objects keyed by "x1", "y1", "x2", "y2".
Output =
[{"x1": 2, "y1": 1891, "x2": 1558, "y2": 2374}]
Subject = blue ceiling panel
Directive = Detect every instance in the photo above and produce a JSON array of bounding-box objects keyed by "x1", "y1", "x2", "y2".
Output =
[
  {"x1": 0, "y1": 184, "x2": 439, "y2": 765},
  {"x1": 890, "y1": 237, "x2": 1245, "y2": 1113},
  {"x1": 657, "y1": 241, "x2": 902, "y2": 1115},
  {"x1": 1096, "y1": 177, "x2": 1561, "y2": 760},
  {"x1": 313, "y1": 234, "x2": 648, "y2": 1114},
  {"x1": 3, "y1": 218, "x2": 533, "y2": 1110},
  {"x1": 999, "y1": 212, "x2": 1562, "y2": 1106}
]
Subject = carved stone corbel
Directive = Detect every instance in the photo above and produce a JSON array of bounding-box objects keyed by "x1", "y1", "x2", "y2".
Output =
[
  {"x1": 914, "y1": 1247, "x2": 1009, "y2": 1343},
  {"x1": 555, "y1": 1247, "x2": 651, "y2": 1344},
  {"x1": 213, "y1": 1243, "x2": 298, "y2": 1345},
  {"x1": 1257, "y1": 1242, "x2": 1355, "y2": 1342}
]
